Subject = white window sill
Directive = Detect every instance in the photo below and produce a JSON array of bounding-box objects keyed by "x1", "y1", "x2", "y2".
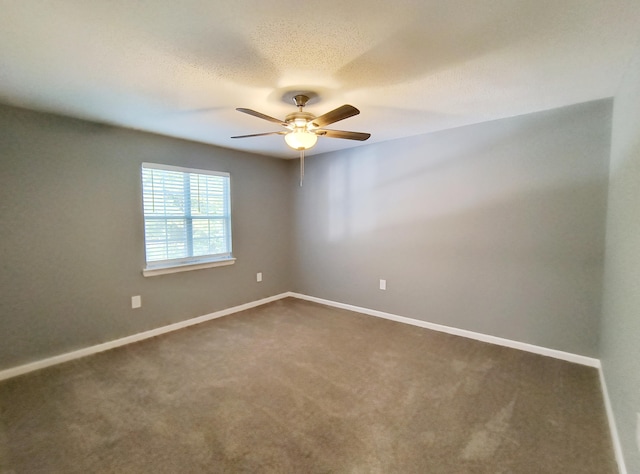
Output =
[{"x1": 142, "y1": 258, "x2": 236, "y2": 277}]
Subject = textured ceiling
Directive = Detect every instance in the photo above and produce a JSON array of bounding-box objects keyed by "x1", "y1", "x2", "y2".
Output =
[{"x1": 2, "y1": 0, "x2": 640, "y2": 158}]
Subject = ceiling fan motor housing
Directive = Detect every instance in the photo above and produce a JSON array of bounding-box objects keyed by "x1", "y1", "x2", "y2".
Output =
[
  {"x1": 285, "y1": 111, "x2": 316, "y2": 129},
  {"x1": 286, "y1": 95, "x2": 316, "y2": 129}
]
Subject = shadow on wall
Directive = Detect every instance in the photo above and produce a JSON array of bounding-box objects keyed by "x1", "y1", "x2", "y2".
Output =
[
  {"x1": 300, "y1": 168, "x2": 607, "y2": 354},
  {"x1": 315, "y1": 110, "x2": 605, "y2": 242},
  {"x1": 293, "y1": 101, "x2": 610, "y2": 355}
]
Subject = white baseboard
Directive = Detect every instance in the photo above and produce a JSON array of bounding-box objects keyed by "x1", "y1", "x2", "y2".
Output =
[
  {"x1": 289, "y1": 293, "x2": 627, "y2": 472},
  {"x1": 1, "y1": 290, "x2": 600, "y2": 381},
  {"x1": 288, "y1": 292, "x2": 601, "y2": 368},
  {"x1": 289, "y1": 293, "x2": 630, "y2": 472},
  {"x1": 0, "y1": 290, "x2": 624, "y2": 472},
  {"x1": 0, "y1": 292, "x2": 290, "y2": 382},
  {"x1": 598, "y1": 367, "x2": 627, "y2": 474}
]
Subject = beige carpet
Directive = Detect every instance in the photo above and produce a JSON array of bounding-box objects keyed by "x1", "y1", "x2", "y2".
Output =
[{"x1": 0, "y1": 297, "x2": 616, "y2": 473}]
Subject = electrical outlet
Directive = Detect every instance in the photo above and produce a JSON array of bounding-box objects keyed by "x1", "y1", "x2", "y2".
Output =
[
  {"x1": 379, "y1": 279, "x2": 387, "y2": 290},
  {"x1": 131, "y1": 295, "x2": 141, "y2": 309},
  {"x1": 256, "y1": 272, "x2": 262, "y2": 282},
  {"x1": 636, "y1": 413, "x2": 640, "y2": 452}
]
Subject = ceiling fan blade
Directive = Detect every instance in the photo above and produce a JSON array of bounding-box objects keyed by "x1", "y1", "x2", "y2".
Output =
[
  {"x1": 311, "y1": 105, "x2": 360, "y2": 128},
  {"x1": 315, "y1": 129, "x2": 371, "y2": 141},
  {"x1": 231, "y1": 131, "x2": 287, "y2": 139},
  {"x1": 236, "y1": 108, "x2": 288, "y2": 126}
]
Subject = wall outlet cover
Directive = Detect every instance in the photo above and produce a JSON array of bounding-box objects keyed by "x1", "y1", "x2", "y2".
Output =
[
  {"x1": 636, "y1": 412, "x2": 640, "y2": 452},
  {"x1": 257, "y1": 272, "x2": 263, "y2": 282},
  {"x1": 379, "y1": 279, "x2": 387, "y2": 290},
  {"x1": 131, "y1": 295, "x2": 141, "y2": 309}
]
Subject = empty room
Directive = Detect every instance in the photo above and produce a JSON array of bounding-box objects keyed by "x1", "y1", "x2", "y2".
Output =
[{"x1": 1, "y1": 1, "x2": 639, "y2": 472}]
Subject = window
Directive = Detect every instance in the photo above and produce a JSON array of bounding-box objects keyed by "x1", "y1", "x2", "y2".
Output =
[{"x1": 141, "y1": 163, "x2": 234, "y2": 276}]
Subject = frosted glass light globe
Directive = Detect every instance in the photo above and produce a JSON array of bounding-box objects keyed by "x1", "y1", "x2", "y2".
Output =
[{"x1": 285, "y1": 129, "x2": 318, "y2": 150}]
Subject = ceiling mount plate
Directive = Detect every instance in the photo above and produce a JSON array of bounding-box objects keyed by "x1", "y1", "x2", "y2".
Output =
[{"x1": 293, "y1": 94, "x2": 310, "y2": 107}]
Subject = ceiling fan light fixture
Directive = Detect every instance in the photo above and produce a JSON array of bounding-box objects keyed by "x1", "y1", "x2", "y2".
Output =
[
  {"x1": 234, "y1": 95, "x2": 369, "y2": 187},
  {"x1": 285, "y1": 129, "x2": 318, "y2": 150}
]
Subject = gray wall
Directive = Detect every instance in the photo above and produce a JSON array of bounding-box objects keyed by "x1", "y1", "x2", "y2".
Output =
[
  {"x1": 600, "y1": 46, "x2": 640, "y2": 473},
  {"x1": 0, "y1": 98, "x2": 615, "y2": 368},
  {"x1": 291, "y1": 100, "x2": 612, "y2": 357},
  {"x1": 0, "y1": 104, "x2": 292, "y2": 371}
]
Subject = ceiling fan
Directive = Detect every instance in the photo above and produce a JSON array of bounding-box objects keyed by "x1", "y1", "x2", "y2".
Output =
[{"x1": 232, "y1": 94, "x2": 371, "y2": 185}]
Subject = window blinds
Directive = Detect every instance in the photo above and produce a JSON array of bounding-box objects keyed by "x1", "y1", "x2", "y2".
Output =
[{"x1": 141, "y1": 163, "x2": 231, "y2": 268}]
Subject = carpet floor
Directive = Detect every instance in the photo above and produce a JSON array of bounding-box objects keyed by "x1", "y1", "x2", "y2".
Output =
[{"x1": 0, "y1": 297, "x2": 616, "y2": 473}]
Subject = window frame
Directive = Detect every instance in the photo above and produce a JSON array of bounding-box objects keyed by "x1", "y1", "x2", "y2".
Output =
[{"x1": 141, "y1": 162, "x2": 235, "y2": 277}]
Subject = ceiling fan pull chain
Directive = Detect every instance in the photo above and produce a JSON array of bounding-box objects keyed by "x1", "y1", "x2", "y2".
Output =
[{"x1": 300, "y1": 149, "x2": 305, "y2": 187}]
